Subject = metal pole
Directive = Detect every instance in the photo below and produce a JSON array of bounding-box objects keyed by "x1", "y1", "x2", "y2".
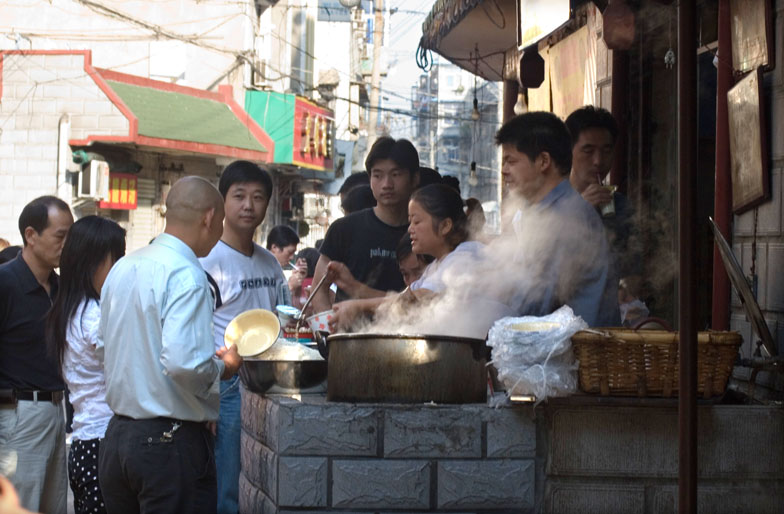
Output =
[
  {"x1": 678, "y1": 1, "x2": 698, "y2": 513},
  {"x1": 610, "y1": 51, "x2": 628, "y2": 190},
  {"x1": 711, "y1": 0, "x2": 733, "y2": 331},
  {"x1": 502, "y1": 79, "x2": 519, "y2": 124},
  {"x1": 367, "y1": 0, "x2": 385, "y2": 152}
]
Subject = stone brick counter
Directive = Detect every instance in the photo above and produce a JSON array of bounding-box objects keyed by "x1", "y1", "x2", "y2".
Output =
[
  {"x1": 239, "y1": 390, "x2": 538, "y2": 513},
  {"x1": 239, "y1": 389, "x2": 784, "y2": 514}
]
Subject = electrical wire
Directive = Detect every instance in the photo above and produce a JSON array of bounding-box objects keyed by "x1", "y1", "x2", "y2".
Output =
[
  {"x1": 415, "y1": 41, "x2": 433, "y2": 72},
  {"x1": 480, "y1": 0, "x2": 506, "y2": 30}
]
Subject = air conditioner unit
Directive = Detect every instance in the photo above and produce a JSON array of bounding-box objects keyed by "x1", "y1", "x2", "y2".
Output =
[{"x1": 78, "y1": 160, "x2": 110, "y2": 199}]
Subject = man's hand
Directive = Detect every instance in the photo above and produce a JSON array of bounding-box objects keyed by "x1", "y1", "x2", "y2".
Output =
[
  {"x1": 216, "y1": 344, "x2": 242, "y2": 380},
  {"x1": 326, "y1": 261, "x2": 360, "y2": 296},
  {"x1": 288, "y1": 265, "x2": 306, "y2": 292},
  {"x1": 581, "y1": 183, "x2": 613, "y2": 208},
  {"x1": 0, "y1": 475, "x2": 37, "y2": 514},
  {"x1": 330, "y1": 300, "x2": 364, "y2": 332}
]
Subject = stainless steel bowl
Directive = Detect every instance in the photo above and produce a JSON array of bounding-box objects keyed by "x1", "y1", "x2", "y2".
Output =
[{"x1": 239, "y1": 359, "x2": 327, "y2": 394}]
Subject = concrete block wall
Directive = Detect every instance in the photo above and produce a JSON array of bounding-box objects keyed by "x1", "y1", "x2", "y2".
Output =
[
  {"x1": 0, "y1": 52, "x2": 129, "y2": 244},
  {"x1": 542, "y1": 403, "x2": 784, "y2": 514},
  {"x1": 730, "y1": 0, "x2": 784, "y2": 362},
  {"x1": 239, "y1": 391, "x2": 537, "y2": 514}
]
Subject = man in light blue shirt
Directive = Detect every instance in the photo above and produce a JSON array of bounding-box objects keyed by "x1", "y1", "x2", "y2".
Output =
[
  {"x1": 98, "y1": 176, "x2": 242, "y2": 514},
  {"x1": 496, "y1": 112, "x2": 619, "y2": 327}
]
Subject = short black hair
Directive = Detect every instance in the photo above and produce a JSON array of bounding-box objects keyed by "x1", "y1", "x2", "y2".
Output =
[
  {"x1": 341, "y1": 185, "x2": 376, "y2": 214},
  {"x1": 565, "y1": 106, "x2": 619, "y2": 147},
  {"x1": 338, "y1": 173, "x2": 369, "y2": 195},
  {"x1": 441, "y1": 175, "x2": 460, "y2": 194},
  {"x1": 495, "y1": 112, "x2": 572, "y2": 176},
  {"x1": 295, "y1": 247, "x2": 320, "y2": 278},
  {"x1": 365, "y1": 137, "x2": 420, "y2": 177},
  {"x1": 219, "y1": 160, "x2": 273, "y2": 200},
  {"x1": 417, "y1": 167, "x2": 442, "y2": 189},
  {"x1": 0, "y1": 245, "x2": 21, "y2": 265},
  {"x1": 396, "y1": 232, "x2": 414, "y2": 263},
  {"x1": 18, "y1": 196, "x2": 71, "y2": 245},
  {"x1": 266, "y1": 225, "x2": 300, "y2": 250}
]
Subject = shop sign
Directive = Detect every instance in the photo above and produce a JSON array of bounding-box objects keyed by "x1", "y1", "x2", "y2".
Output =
[
  {"x1": 517, "y1": 0, "x2": 570, "y2": 50},
  {"x1": 292, "y1": 97, "x2": 334, "y2": 172},
  {"x1": 98, "y1": 173, "x2": 138, "y2": 210}
]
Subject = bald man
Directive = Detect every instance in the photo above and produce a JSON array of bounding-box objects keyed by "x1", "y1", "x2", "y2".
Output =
[{"x1": 98, "y1": 176, "x2": 241, "y2": 514}]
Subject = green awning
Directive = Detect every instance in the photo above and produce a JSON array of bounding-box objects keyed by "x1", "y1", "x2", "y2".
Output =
[{"x1": 105, "y1": 80, "x2": 268, "y2": 153}]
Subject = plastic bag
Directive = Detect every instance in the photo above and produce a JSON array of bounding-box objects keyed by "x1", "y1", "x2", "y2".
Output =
[{"x1": 487, "y1": 305, "x2": 587, "y2": 403}]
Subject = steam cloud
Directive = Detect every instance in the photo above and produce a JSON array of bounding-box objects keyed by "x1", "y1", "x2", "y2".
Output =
[{"x1": 358, "y1": 193, "x2": 609, "y2": 339}]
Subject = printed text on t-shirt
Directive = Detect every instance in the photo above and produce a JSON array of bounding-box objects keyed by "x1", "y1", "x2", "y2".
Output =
[
  {"x1": 369, "y1": 248, "x2": 396, "y2": 259},
  {"x1": 240, "y1": 277, "x2": 278, "y2": 289}
]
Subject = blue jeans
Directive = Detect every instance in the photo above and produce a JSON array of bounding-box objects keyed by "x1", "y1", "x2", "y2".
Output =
[{"x1": 216, "y1": 375, "x2": 241, "y2": 514}]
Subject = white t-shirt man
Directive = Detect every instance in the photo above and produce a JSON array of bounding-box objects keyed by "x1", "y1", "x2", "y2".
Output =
[{"x1": 200, "y1": 240, "x2": 290, "y2": 351}]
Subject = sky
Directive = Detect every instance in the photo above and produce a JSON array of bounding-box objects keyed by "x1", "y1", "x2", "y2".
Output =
[{"x1": 382, "y1": 0, "x2": 437, "y2": 138}]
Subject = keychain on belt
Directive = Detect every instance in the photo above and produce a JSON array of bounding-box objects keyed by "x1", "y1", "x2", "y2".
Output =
[{"x1": 160, "y1": 422, "x2": 181, "y2": 443}]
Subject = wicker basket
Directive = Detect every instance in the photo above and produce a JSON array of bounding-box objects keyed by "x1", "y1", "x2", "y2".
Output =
[{"x1": 571, "y1": 329, "x2": 742, "y2": 398}]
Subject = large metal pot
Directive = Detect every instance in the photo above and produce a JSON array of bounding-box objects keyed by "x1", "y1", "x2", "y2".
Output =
[{"x1": 325, "y1": 333, "x2": 488, "y2": 403}]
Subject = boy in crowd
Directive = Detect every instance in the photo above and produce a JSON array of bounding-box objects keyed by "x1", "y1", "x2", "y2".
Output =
[
  {"x1": 266, "y1": 225, "x2": 300, "y2": 270},
  {"x1": 311, "y1": 137, "x2": 420, "y2": 313},
  {"x1": 566, "y1": 105, "x2": 642, "y2": 323},
  {"x1": 200, "y1": 161, "x2": 289, "y2": 514}
]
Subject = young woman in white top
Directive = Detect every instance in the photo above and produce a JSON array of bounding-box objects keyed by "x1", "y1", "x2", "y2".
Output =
[
  {"x1": 331, "y1": 183, "x2": 481, "y2": 330},
  {"x1": 46, "y1": 215, "x2": 125, "y2": 514}
]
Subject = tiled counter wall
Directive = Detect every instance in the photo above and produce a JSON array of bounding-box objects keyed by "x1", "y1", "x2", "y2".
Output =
[
  {"x1": 240, "y1": 391, "x2": 784, "y2": 514},
  {"x1": 239, "y1": 390, "x2": 538, "y2": 514}
]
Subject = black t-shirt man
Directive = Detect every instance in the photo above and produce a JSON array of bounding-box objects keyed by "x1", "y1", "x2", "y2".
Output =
[
  {"x1": 319, "y1": 207, "x2": 408, "y2": 302},
  {"x1": 311, "y1": 137, "x2": 420, "y2": 314},
  {"x1": 0, "y1": 256, "x2": 64, "y2": 391}
]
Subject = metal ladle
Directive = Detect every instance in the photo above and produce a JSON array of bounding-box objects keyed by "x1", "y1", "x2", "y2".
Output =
[{"x1": 294, "y1": 271, "x2": 332, "y2": 337}]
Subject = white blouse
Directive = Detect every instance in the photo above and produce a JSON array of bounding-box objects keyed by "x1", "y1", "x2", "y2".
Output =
[
  {"x1": 410, "y1": 240, "x2": 485, "y2": 293},
  {"x1": 63, "y1": 298, "x2": 113, "y2": 441}
]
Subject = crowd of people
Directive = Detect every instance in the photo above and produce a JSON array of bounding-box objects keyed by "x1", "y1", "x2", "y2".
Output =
[{"x1": 0, "y1": 107, "x2": 644, "y2": 514}]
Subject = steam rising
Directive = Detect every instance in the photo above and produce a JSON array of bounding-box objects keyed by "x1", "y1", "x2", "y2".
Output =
[{"x1": 357, "y1": 192, "x2": 609, "y2": 339}]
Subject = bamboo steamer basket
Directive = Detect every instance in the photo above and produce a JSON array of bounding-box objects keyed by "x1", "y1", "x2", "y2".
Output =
[{"x1": 571, "y1": 328, "x2": 742, "y2": 398}]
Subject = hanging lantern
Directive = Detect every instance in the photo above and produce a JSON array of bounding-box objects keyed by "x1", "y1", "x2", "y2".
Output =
[
  {"x1": 603, "y1": 0, "x2": 636, "y2": 50},
  {"x1": 468, "y1": 161, "x2": 479, "y2": 187},
  {"x1": 519, "y1": 48, "x2": 545, "y2": 89}
]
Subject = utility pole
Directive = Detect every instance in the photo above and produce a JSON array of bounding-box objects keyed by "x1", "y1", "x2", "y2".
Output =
[{"x1": 367, "y1": 0, "x2": 384, "y2": 152}]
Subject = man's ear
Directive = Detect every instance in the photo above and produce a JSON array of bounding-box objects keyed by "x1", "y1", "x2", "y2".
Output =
[
  {"x1": 537, "y1": 152, "x2": 552, "y2": 173},
  {"x1": 203, "y1": 207, "x2": 215, "y2": 229},
  {"x1": 412, "y1": 171, "x2": 420, "y2": 189},
  {"x1": 23, "y1": 226, "x2": 37, "y2": 246}
]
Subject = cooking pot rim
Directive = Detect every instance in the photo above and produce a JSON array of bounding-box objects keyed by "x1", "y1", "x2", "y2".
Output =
[{"x1": 326, "y1": 332, "x2": 486, "y2": 344}]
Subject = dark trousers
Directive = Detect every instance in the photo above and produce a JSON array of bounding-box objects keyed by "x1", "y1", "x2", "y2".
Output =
[{"x1": 98, "y1": 415, "x2": 217, "y2": 514}]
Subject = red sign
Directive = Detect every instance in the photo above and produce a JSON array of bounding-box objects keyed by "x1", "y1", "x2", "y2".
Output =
[
  {"x1": 292, "y1": 97, "x2": 334, "y2": 172},
  {"x1": 98, "y1": 173, "x2": 138, "y2": 210}
]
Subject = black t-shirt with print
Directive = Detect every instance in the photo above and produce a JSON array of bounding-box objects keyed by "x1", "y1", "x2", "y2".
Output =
[{"x1": 319, "y1": 208, "x2": 407, "y2": 302}]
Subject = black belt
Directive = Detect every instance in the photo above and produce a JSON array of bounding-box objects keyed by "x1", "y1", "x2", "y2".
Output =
[
  {"x1": 0, "y1": 390, "x2": 64, "y2": 404},
  {"x1": 115, "y1": 414, "x2": 206, "y2": 427}
]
